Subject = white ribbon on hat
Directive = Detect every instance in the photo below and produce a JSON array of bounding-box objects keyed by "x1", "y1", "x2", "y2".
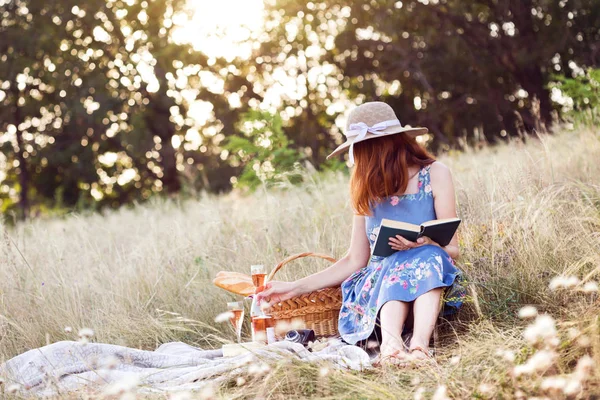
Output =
[{"x1": 345, "y1": 119, "x2": 402, "y2": 165}]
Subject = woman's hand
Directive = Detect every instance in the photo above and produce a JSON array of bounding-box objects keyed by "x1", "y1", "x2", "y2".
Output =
[
  {"x1": 389, "y1": 235, "x2": 440, "y2": 251},
  {"x1": 255, "y1": 281, "x2": 300, "y2": 309},
  {"x1": 415, "y1": 236, "x2": 440, "y2": 247}
]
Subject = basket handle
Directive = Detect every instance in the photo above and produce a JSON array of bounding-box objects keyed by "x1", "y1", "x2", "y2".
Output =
[{"x1": 266, "y1": 252, "x2": 337, "y2": 283}]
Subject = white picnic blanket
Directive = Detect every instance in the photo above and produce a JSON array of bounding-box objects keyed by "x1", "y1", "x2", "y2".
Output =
[{"x1": 0, "y1": 340, "x2": 371, "y2": 396}]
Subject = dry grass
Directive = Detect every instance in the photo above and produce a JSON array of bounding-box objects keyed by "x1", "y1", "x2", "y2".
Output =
[{"x1": 1, "y1": 125, "x2": 600, "y2": 398}]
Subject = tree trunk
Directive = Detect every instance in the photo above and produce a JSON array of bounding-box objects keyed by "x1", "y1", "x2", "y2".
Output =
[
  {"x1": 508, "y1": 0, "x2": 553, "y2": 127},
  {"x1": 517, "y1": 66, "x2": 553, "y2": 128},
  {"x1": 13, "y1": 102, "x2": 30, "y2": 220}
]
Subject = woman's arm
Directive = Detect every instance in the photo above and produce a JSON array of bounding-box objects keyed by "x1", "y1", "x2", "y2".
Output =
[
  {"x1": 388, "y1": 162, "x2": 460, "y2": 259},
  {"x1": 256, "y1": 215, "x2": 371, "y2": 307},
  {"x1": 428, "y1": 161, "x2": 460, "y2": 259}
]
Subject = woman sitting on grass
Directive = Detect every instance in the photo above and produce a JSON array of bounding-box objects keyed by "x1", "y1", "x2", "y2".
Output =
[{"x1": 257, "y1": 101, "x2": 464, "y2": 363}]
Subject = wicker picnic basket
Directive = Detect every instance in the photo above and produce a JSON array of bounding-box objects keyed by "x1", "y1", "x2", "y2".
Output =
[{"x1": 266, "y1": 252, "x2": 342, "y2": 338}]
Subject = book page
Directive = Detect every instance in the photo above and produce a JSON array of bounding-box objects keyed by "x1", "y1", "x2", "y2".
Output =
[
  {"x1": 380, "y1": 218, "x2": 421, "y2": 232},
  {"x1": 420, "y1": 217, "x2": 461, "y2": 227}
]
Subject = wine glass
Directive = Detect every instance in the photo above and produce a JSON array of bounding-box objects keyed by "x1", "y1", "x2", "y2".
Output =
[
  {"x1": 227, "y1": 301, "x2": 244, "y2": 343},
  {"x1": 251, "y1": 264, "x2": 266, "y2": 288}
]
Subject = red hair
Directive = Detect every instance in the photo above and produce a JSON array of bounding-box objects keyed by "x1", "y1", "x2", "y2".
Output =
[{"x1": 350, "y1": 133, "x2": 435, "y2": 216}]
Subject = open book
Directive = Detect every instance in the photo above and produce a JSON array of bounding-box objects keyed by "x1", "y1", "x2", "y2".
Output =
[{"x1": 371, "y1": 217, "x2": 461, "y2": 258}]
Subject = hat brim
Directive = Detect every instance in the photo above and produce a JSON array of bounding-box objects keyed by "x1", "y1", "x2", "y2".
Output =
[{"x1": 326, "y1": 126, "x2": 428, "y2": 160}]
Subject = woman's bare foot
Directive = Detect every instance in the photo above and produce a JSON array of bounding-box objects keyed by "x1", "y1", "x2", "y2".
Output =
[
  {"x1": 407, "y1": 343, "x2": 436, "y2": 367},
  {"x1": 409, "y1": 346, "x2": 430, "y2": 360},
  {"x1": 378, "y1": 340, "x2": 409, "y2": 366},
  {"x1": 408, "y1": 338, "x2": 432, "y2": 359}
]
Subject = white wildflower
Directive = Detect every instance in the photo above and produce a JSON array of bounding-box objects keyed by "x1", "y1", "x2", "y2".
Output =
[
  {"x1": 449, "y1": 355, "x2": 461, "y2": 365},
  {"x1": 247, "y1": 364, "x2": 261, "y2": 375},
  {"x1": 199, "y1": 384, "x2": 216, "y2": 400},
  {"x1": 497, "y1": 349, "x2": 516, "y2": 363},
  {"x1": 567, "y1": 327, "x2": 580, "y2": 340},
  {"x1": 513, "y1": 350, "x2": 557, "y2": 376},
  {"x1": 564, "y1": 275, "x2": 580, "y2": 288},
  {"x1": 549, "y1": 275, "x2": 579, "y2": 290},
  {"x1": 549, "y1": 276, "x2": 565, "y2": 290},
  {"x1": 259, "y1": 363, "x2": 271, "y2": 374},
  {"x1": 563, "y1": 378, "x2": 582, "y2": 396},
  {"x1": 103, "y1": 374, "x2": 139, "y2": 396},
  {"x1": 214, "y1": 311, "x2": 234, "y2": 323},
  {"x1": 574, "y1": 355, "x2": 594, "y2": 381},
  {"x1": 410, "y1": 376, "x2": 421, "y2": 386},
  {"x1": 518, "y1": 306, "x2": 538, "y2": 319},
  {"x1": 432, "y1": 385, "x2": 450, "y2": 400},
  {"x1": 582, "y1": 281, "x2": 599, "y2": 293},
  {"x1": 248, "y1": 362, "x2": 270, "y2": 376},
  {"x1": 528, "y1": 349, "x2": 557, "y2": 371},
  {"x1": 513, "y1": 390, "x2": 526, "y2": 399},
  {"x1": 236, "y1": 376, "x2": 246, "y2": 386},
  {"x1": 577, "y1": 335, "x2": 592, "y2": 348},
  {"x1": 7, "y1": 384, "x2": 20, "y2": 394},
  {"x1": 478, "y1": 383, "x2": 494, "y2": 396},
  {"x1": 319, "y1": 367, "x2": 329, "y2": 377},
  {"x1": 548, "y1": 336, "x2": 560, "y2": 347},
  {"x1": 513, "y1": 363, "x2": 534, "y2": 376},
  {"x1": 78, "y1": 328, "x2": 94, "y2": 338},
  {"x1": 77, "y1": 328, "x2": 93, "y2": 345},
  {"x1": 523, "y1": 314, "x2": 558, "y2": 346},
  {"x1": 64, "y1": 326, "x2": 73, "y2": 333},
  {"x1": 414, "y1": 387, "x2": 426, "y2": 400},
  {"x1": 540, "y1": 376, "x2": 567, "y2": 391}
]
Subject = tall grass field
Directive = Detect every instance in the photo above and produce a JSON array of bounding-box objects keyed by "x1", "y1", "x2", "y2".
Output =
[{"x1": 1, "y1": 126, "x2": 600, "y2": 398}]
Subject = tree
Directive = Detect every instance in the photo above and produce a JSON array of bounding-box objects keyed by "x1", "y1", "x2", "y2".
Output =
[
  {"x1": 0, "y1": 0, "x2": 237, "y2": 215},
  {"x1": 0, "y1": 0, "x2": 118, "y2": 217},
  {"x1": 2, "y1": 0, "x2": 600, "y2": 217},
  {"x1": 224, "y1": 110, "x2": 305, "y2": 190},
  {"x1": 239, "y1": 0, "x2": 600, "y2": 154}
]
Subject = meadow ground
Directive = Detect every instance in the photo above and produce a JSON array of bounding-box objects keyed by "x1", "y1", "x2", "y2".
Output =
[{"x1": 1, "y1": 125, "x2": 600, "y2": 398}]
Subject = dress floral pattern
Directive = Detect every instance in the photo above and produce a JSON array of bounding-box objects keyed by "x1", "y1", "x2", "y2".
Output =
[{"x1": 338, "y1": 165, "x2": 465, "y2": 345}]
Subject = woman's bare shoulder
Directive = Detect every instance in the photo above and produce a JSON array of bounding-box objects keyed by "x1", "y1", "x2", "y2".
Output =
[
  {"x1": 429, "y1": 161, "x2": 453, "y2": 180},
  {"x1": 429, "y1": 161, "x2": 454, "y2": 199}
]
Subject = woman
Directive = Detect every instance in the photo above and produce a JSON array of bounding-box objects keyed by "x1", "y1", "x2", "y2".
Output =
[{"x1": 257, "y1": 101, "x2": 463, "y2": 362}]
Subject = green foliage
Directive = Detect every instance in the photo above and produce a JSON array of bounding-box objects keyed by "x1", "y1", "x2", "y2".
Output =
[
  {"x1": 224, "y1": 111, "x2": 305, "y2": 191},
  {"x1": 551, "y1": 68, "x2": 600, "y2": 125},
  {"x1": 320, "y1": 157, "x2": 348, "y2": 174}
]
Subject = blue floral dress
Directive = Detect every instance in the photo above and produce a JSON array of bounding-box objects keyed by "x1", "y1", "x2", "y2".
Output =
[{"x1": 338, "y1": 164, "x2": 465, "y2": 345}]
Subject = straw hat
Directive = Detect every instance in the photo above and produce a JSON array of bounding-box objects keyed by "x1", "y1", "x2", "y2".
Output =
[{"x1": 326, "y1": 101, "x2": 428, "y2": 165}]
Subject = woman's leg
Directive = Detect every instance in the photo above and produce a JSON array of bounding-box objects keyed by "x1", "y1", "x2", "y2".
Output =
[
  {"x1": 379, "y1": 300, "x2": 410, "y2": 356},
  {"x1": 410, "y1": 288, "x2": 443, "y2": 358}
]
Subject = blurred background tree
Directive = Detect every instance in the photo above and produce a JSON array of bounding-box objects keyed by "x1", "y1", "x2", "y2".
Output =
[
  {"x1": 1, "y1": 0, "x2": 599, "y2": 219},
  {"x1": 551, "y1": 68, "x2": 600, "y2": 125},
  {"x1": 224, "y1": 110, "x2": 305, "y2": 190}
]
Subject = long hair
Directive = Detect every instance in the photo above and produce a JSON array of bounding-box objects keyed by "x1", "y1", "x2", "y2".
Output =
[{"x1": 350, "y1": 133, "x2": 435, "y2": 216}]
